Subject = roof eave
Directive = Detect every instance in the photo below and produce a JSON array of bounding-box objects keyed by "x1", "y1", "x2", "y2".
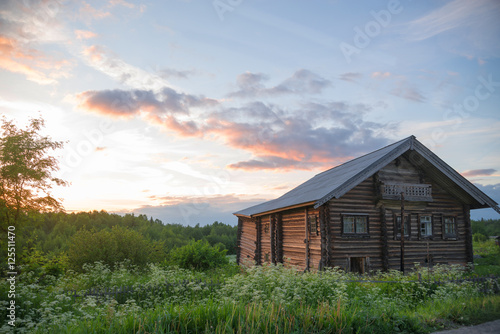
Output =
[
  {"x1": 233, "y1": 213, "x2": 251, "y2": 218},
  {"x1": 412, "y1": 140, "x2": 499, "y2": 209},
  {"x1": 235, "y1": 201, "x2": 317, "y2": 218}
]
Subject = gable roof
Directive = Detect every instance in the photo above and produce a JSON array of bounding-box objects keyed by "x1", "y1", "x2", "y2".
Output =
[{"x1": 234, "y1": 135, "x2": 499, "y2": 218}]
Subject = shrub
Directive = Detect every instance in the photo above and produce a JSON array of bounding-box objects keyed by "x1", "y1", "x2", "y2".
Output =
[
  {"x1": 67, "y1": 226, "x2": 164, "y2": 271},
  {"x1": 169, "y1": 240, "x2": 229, "y2": 271},
  {"x1": 473, "y1": 233, "x2": 488, "y2": 242}
]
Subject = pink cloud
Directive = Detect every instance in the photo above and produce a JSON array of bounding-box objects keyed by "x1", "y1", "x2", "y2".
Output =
[
  {"x1": 0, "y1": 35, "x2": 71, "y2": 85},
  {"x1": 76, "y1": 83, "x2": 393, "y2": 172},
  {"x1": 79, "y1": 1, "x2": 111, "y2": 22},
  {"x1": 462, "y1": 169, "x2": 497, "y2": 177},
  {"x1": 75, "y1": 30, "x2": 98, "y2": 40}
]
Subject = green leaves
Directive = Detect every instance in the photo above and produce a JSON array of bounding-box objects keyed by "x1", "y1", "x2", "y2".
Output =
[
  {"x1": 67, "y1": 226, "x2": 165, "y2": 271},
  {"x1": 169, "y1": 240, "x2": 229, "y2": 271},
  {"x1": 0, "y1": 116, "x2": 68, "y2": 227}
]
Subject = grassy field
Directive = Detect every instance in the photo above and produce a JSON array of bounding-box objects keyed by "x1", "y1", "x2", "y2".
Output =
[
  {"x1": 473, "y1": 239, "x2": 500, "y2": 276},
  {"x1": 1, "y1": 245, "x2": 500, "y2": 333}
]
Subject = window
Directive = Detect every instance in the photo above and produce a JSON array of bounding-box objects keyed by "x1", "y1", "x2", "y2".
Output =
[
  {"x1": 263, "y1": 222, "x2": 270, "y2": 234},
  {"x1": 443, "y1": 216, "x2": 457, "y2": 239},
  {"x1": 342, "y1": 215, "x2": 369, "y2": 236},
  {"x1": 419, "y1": 215, "x2": 432, "y2": 238},
  {"x1": 308, "y1": 215, "x2": 319, "y2": 236},
  {"x1": 394, "y1": 215, "x2": 410, "y2": 239}
]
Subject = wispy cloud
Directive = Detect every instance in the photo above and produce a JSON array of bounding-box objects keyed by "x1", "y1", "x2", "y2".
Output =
[
  {"x1": 77, "y1": 88, "x2": 218, "y2": 118},
  {"x1": 0, "y1": 35, "x2": 71, "y2": 85},
  {"x1": 390, "y1": 79, "x2": 426, "y2": 103},
  {"x1": 407, "y1": 0, "x2": 494, "y2": 41},
  {"x1": 339, "y1": 72, "x2": 362, "y2": 82},
  {"x1": 78, "y1": 83, "x2": 394, "y2": 171},
  {"x1": 406, "y1": 0, "x2": 500, "y2": 58},
  {"x1": 0, "y1": 0, "x2": 73, "y2": 84},
  {"x1": 81, "y1": 45, "x2": 171, "y2": 90},
  {"x1": 228, "y1": 69, "x2": 331, "y2": 98},
  {"x1": 372, "y1": 72, "x2": 391, "y2": 79},
  {"x1": 109, "y1": 0, "x2": 136, "y2": 9},
  {"x1": 78, "y1": 1, "x2": 112, "y2": 23},
  {"x1": 75, "y1": 30, "x2": 98, "y2": 40},
  {"x1": 157, "y1": 68, "x2": 197, "y2": 80},
  {"x1": 462, "y1": 169, "x2": 497, "y2": 177},
  {"x1": 222, "y1": 102, "x2": 394, "y2": 171}
]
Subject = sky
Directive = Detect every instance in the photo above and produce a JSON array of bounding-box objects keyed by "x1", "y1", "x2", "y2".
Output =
[{"x1": 0, "y1": 0, "x2": 499, "y2": 225}]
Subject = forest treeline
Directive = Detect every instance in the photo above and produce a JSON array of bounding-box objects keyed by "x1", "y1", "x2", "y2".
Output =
[
  {"x1": 6, "y1": 210, "x2": 498, "y2": 273},
  {"x1": 1, "y1": 210, "x2": 237, "y2": 275},
  {"x1": 471, "y1": 218, "x2": 500, "y2": 238}
]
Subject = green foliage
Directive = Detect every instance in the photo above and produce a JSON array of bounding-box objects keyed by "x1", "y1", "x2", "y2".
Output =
[
  {"x1": 169, "y1": 240, "x2": 229, "y2": 271},
  {"x1": 21, "y1": 247, "x2": 69, "y2": 278},
  {"x1": 0, "y1": 116, "x2": 68, "y2": 227},
  {"x1": 472, "y1": 219, "x2": 500, "y2": 237},
  {"x1": 474, "y1": 239, "x2": 500, "y2": 259},
  {"x1": 1, "y1": 210, "x2": 238, "y2": 275},
  {"x1": 473, "y1": 232, "x2": 488, "y2": 242},
  {"x1": 2, "y1": 263, "x2": 498, "y2": 333},
  {"x1": 67, "y1": 226, "x2": 165, "y2": 271},
  {"x1": 473, "y1": 239, "x2": 500, "y2": 276}
]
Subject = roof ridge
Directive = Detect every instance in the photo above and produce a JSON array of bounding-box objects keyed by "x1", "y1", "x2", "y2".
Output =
[
  {"x1": 234, "y1": 135, "x2": 498, "y2": 217},
  {"x1": 314, "y1": 136, "x2": 414, "y2": 177}
]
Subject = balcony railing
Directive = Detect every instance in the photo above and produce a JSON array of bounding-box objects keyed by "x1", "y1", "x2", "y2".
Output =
[{"x1": 381, "y1": 183, "x2": 432, "y2": 201}]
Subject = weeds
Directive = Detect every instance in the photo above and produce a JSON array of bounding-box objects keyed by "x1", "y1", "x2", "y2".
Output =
[{"x1": 1, "y1": 261, "x2": 499, "y2": 333}]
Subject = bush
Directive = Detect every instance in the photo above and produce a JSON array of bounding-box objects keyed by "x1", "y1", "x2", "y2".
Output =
[
  {"x1": 169, "y1": 240, "x2": 229, "y2": 271},
  {"x1": 473, "y1": 233, "x2": 488, "y2": 242},
  {"x1": 67, "y1": 226, "x2": 164, "y2": 271}
]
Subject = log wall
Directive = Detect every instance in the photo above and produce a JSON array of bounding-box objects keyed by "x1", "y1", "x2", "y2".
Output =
[
  {"x1": 281, "y1": 208, "x2": 307, "y2": 268},
  {"x1": 379, "y1": 157, "x2": 469, "y2": 271},
  {"x1": 237, "y1": 155, "x2": 471, "y2": 272},
  {"x1": 307, "y1": 207, "x2": 322, "y2": 271},
  {"x1": 328, "y1": 178, "x2": 382, "y2": 272},
  {"x1": 238, "y1": 217, "x2": 257, "y2": 266},
  {"x1": 260, "y1": 214, "x2": 272, "y2": 264}
]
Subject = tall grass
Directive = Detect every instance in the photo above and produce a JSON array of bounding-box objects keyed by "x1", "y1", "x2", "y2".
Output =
[
  {"x1": 2, "y1": 261, "x2": 499, "y2": 333},
  {"x1": 36, "y1": 295, "x2": 500, "y2": 334},
  {"x1": 473, "y1": 239, "x2": 500, "y2": 276}
]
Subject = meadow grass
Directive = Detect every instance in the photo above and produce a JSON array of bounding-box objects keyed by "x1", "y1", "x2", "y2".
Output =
[
  {"x1": 2, "y1": 260, "x2": 499, "y2": 333},
  {"x1": 33, "y1": 295, "x2": 500, "y2": 334}
]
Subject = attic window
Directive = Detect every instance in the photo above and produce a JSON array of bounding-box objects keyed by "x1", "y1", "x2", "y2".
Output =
[{"x1": 382, "y1": 183, "x2": 432, "y2": 201}]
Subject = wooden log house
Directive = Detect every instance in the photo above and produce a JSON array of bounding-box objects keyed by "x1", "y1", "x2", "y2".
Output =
[{"x1": 234, "y1": 136, "x2": 499, "y2": 273}]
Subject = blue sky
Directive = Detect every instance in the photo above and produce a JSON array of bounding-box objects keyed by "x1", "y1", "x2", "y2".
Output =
[{"x1": 0, "y1": 0, "x2": 499, "y2": 225}]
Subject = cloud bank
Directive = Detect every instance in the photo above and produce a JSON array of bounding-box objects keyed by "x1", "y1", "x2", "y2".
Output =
[{"x1": 77, "y1": 72, "x2": 395, "y2": 171}]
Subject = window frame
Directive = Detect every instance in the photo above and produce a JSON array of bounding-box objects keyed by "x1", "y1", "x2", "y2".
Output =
[
  {"x1": 442, "y1": 215, "x2": 458, "y2": 240},
  {"x1": 418, "y1": 214, "x2": 433, "y2": 239},
  {"x1": 393, "y1": 214, "x2": 411, "y2": 240},
  {"x1": 341, "y1": 214, "x2": 370, "y2": 238},
  {"x1": 308, "y1": 214, "x2": 319, "y2": 236}
]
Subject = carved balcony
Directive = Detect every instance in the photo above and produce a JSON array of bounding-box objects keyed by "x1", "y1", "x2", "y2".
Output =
[{"x1": 381, "y1": 183, "x2": 433, "y2": 202}]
